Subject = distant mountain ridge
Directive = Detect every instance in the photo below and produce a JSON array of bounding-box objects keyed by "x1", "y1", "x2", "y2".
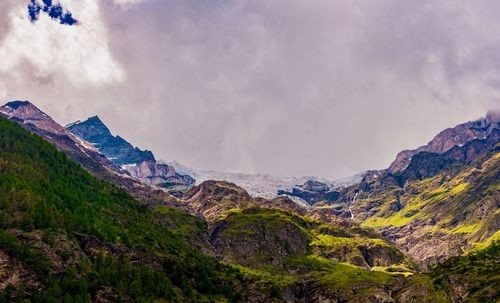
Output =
[
  {"x1": 167, "y1": 161, "x2": 343, "y2": 204},
  {"x1": 67, "y1": 116, "x2": 195, "y2": 187}
]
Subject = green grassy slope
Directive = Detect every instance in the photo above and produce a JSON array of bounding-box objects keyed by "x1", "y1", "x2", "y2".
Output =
[{"x1": 350, "y1": 147, "x2": 500, "y2": 265}]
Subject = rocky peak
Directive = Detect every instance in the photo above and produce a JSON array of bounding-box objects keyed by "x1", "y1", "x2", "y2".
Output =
[
  {"x1": 84, "y1": 116, "x2": 109, "y2": 132},
  {"x1": 389, "y1": 112, "x2": 500, "y2": 173},
  {"x1": 183, "y1": 180, "x2": 254, "y2": 220},
  {"x1": 299, "y1": 180, "x2": 330, "y2": 192},
  {"x1": 4, "y1": 100, "x2": 33, "y2": 109},
  {"x1": 67, "y1": 116, "x2": 196, "y2": 187},
  {"x1": 67, "y1": 115, "x2": 113, "y2": 140},
  {"x1": 0, "y1": 100, "x2": 66, "y2": 135},
  {"x1": 67, "y1": 116, "x2": 155, "y2": 165}
]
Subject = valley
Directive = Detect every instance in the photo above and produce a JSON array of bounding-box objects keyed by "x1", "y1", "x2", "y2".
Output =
[{"x1": 0, "y1": 100, "x2": 498, "y2": 302}]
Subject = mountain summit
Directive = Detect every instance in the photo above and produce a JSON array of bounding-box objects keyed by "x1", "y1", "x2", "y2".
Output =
[
  {"x1": 67, "y1": 116, "x2": 155, "y2": 166},
  {"x1": 0, "y1": 100, "x2": 68, "y2": 135},
  {"x1": 67, "y1": 116, "x2": 195, "y2": 187}
]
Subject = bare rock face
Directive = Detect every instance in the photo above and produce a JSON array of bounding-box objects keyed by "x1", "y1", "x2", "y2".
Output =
[
  {"x1": 125, "y1": 160, "x2": 194, "y2": 186},
  {"x1": 0, "y1": 250, "x2": 41, "y2": 293},
  {"x1": 0, "y1": 101, "x2": 67, "y2": 135},
  {"x1": 183, "y1": 180, "x2": 255, "y2": 221},
  {"x1": 278, "y1": 180, "x2": 340, "y2": 205},
  {"x1": 94, "y1": 287, "x2": 133, "y2": 303},
  {"x1": 380, "y1": 223, "x2": 466, "y2": 268},
  {"x1": 389, "y1": 111, "x2": 500, "y2": 173}
]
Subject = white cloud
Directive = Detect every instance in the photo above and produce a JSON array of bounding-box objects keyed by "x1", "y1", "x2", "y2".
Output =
[
  {"x1": 0, "y1": 82, "x2": 6, "y2": 100},
  {"x1": 112, "y1": 0, "x2": 148, "y2": 8},
  {"x1": 0, "y1": 0, "x2": 498, "y2": 179},
  {"x1": 0, "y1": 0, "x2": 124, "y2": 86}
]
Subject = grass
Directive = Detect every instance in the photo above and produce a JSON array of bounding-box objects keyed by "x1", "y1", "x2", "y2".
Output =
[
  {"x1": 470, "y1": 230, "x2": 500, "y2": 252},
  {"x1": 311, "y1": 234, "x2": 389, "y2": 248},
  {"x1": 152, "y1": 205, "x2": 207, "y2": 239},
  {"x1": 361, "y1": 177, "x2": 471, "y2": 228},
  {"x1": 361, "y1": 209, "x2": 418, "y2": 227},
  {"x1": 370, "y1": 265, "x2": 414, "y2": 277},
  {"x1": 450, "y1": 223, "x2": 480, "y2": 234},
  {"x1": 319, "y1": 261, "x2": 394, "y2": 288},
  {"x1": 221, "y1": 207, "x2": 316, "y2": 240},
  {"x1": 227, "y1": 263, "x2": 296, "y2": 287},
  {"x1": 287, "y1": 255, "x2": 394, "y2": 287}
]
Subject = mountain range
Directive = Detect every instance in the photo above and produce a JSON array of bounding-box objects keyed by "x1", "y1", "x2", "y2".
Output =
[{"x1": 0, "y1": 100, "x2": 498, "y2": 302}]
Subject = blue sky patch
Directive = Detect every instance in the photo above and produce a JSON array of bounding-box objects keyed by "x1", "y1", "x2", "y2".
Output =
[{"x1": 28, "y1": 0, "x2": 78, "y2": 25}]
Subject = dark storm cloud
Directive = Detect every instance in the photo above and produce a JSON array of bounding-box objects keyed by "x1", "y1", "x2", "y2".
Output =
[{"x1": 1, "y1": 0, "x2": 499, "y2": 178}]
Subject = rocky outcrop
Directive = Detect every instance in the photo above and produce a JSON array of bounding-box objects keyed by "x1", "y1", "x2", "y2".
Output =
[
  {"x1": 0, "y1": 249, "x2": 41, "y2": 294},
  {"x1": 125, "y1": 160, "x2": 194, "y2": 186},
  {"x1": 9, "y1": 229, "x2": 87, "y2": 275},
  {"x1": 183, "y1": 180, "x2": 256, "y2": 221},
  {"x1": 278, "y1": 180, "x2": 340, "y2": 205}
]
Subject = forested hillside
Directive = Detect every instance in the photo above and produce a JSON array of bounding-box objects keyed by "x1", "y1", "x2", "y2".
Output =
[{"x1": 0, "y1": 117, "x2": 243, "y2": 302}]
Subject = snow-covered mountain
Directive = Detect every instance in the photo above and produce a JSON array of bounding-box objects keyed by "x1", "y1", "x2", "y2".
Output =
[
  {"x1": 168, "y1": 161, "x2": 333, "y2": 199},
  {"x1": 168, "y1": 161, "x2": 363, "y2": 204}
]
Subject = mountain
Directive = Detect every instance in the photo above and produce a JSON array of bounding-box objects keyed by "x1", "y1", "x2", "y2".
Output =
[
  {"x1": 173, "y1": 165, "x2": 332, "y2": 198},
  {"x1": 168, "y1": 161, "x2": 351, "y2": 204},
  {"x1": 0, "y1": 101, "x2": 120, "y2": 175},
  {"x1": 0, "y1": 116, "x2": 244, "y2": 302},
  {"x1": 321, "y1": 112, "x2": 500, "y2": 267},
  {"x1": 0, "y1": 101, "x2": 187, "y2": 209},
  {"x1": 430, "y1": 241, "x2": 499, "y2": 303},
  {"x1": 0, "y1": 101, "x2": 498, "y2": 302},
  {"x1": 0, "y1": 114, "x2": 464, "y2": 302},
  {"x1": 389, "y1": 111, "x2": 500, "y2": 173},
  {"x1": 67, "y1": 116, "x2": 195, "y2": 187},
  {"x1": 66, "y1": 116, "x2": 155, "y2": 166}
]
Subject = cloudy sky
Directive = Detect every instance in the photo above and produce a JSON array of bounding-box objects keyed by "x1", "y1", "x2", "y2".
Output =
[{"x1": 0, "y1": 0, "x2": 499, "y2": 179}]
